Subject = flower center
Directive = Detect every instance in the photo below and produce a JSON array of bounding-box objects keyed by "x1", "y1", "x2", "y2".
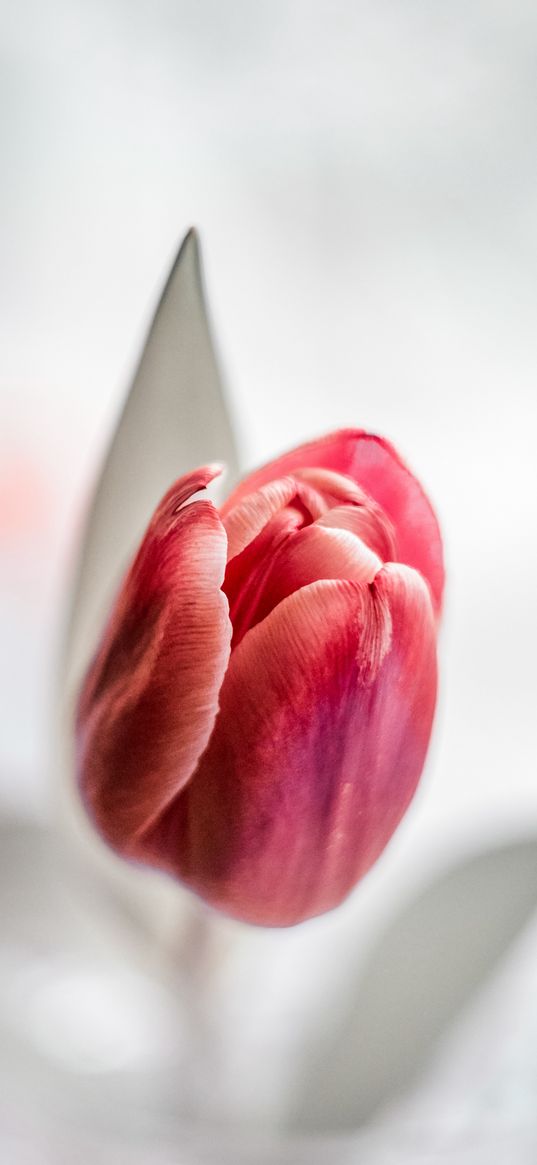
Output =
[{"x1": 223, "y1": 471, "x2": 396, "y2": 649}]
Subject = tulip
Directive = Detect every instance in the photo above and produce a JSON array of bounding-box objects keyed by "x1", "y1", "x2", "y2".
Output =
[{"x1": 76, "y1": 429, "x2": 443, "y2": 927}]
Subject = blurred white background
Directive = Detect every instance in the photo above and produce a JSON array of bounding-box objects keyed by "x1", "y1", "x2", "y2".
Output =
[{"x1": 1, "y1": 1, "x2": 537, "y2": 1160}]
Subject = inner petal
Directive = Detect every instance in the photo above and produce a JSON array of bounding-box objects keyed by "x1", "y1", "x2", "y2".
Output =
[
  {"x1": 251, "y1": 524, "x2": 382, "y2": 627},
  {"x1": 223, "y1": 500, "x2": 310, "y2": 648},
  {"x1": 293, "y1": 468, "x2": 397, "y2": 560},
  {"x1": 316, "y1": 503, "x2": 396, "y2": 562},
  {"x1": 224, "y1": 508, "x2": 382, "y2": 648},
  {"x1": 222, "y1": 473, "x2": 330, "y2": 562},
  {"x1": 222, "y1": 467, "x2": 394, "y2": 650}
]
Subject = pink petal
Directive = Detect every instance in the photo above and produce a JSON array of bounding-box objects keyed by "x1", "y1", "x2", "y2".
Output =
[
  {"x1": 222, "y1": 430, "x2": 444, "y2": 615},
  {"x1": 224, "y1": 502, "x2": 306, "y2": 647},
  {"x1": 315, "y1": 503, "x2": 396, "y2": 562},
  {"x1": 294, "y1": 467, "x2": 397, "y2": 560},
  {"x1": 222, "y1": 475, "x2": 299, "y2": 561},
  {"x1": 246, "y1": 524, "x2": 381, "y2": 629},
  {"x1": 293, "y1": 466, "x2": 368, "y2": 504},
  {"x1": 76, "y1": 466, "x2": 231, "y2": 855},
  {"x1": 222, "y1": 472, "x2": 337, "y2": 562},
  {"x1": 148, "y1": 564, "x2": 437, "y2": 926}
]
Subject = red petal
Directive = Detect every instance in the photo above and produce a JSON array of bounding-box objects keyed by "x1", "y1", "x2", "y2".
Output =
[
  {"x1": 222, "y1": 430, "x2": 444, "y2": 614},
  {"x1": 76, "y1": 466, "x2": 231, "y2": 855},
  {"x1": 315, "y1": 503, "x2": 396, "y2": 563},
  {"x1": 247, "y1": 524, "x2": 381, "y2": 628},
  {"x1": 149, "y1": 564, "x2": 437, "y2": 925},
  {"x1": 224, "y1": 501, "x2": 307, "y2": 648},
  {"x1": 222, "y1": 475, "x2": 299, "y2": 561},
  {"x1": 222, "y1": 472, "x2": 337, "y2": 562}
]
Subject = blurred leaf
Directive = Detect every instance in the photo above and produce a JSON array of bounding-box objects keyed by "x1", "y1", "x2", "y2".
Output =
[
  {"x1": 287, "y1": 838, "x2": 537, "y2": 1133},
  {"x1": 62, "y1": 228, "x2": 239, "y2": 699}
]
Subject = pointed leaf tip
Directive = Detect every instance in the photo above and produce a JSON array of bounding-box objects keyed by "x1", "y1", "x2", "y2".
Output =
[{"x1": 61, "y1": 228, "x2": 239, "y2": 701}]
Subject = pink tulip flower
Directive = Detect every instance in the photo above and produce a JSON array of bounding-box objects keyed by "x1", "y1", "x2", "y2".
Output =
[{"x1": 76, "y1": 429, "x2": 443, "y2": 926}]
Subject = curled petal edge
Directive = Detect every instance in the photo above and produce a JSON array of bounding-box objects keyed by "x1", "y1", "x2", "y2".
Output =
[{"x1": 76, "y1": 465, "x2": 232, "y2": 854}]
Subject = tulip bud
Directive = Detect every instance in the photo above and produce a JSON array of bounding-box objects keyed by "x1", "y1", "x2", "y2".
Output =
[{"x1": 76, "y1": 430, "x2": 443, "y2": 926}]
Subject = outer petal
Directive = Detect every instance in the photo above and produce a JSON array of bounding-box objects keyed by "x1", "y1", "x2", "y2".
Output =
[
  {"x1": 76, "y1": 467, "x2": 231, "y2": 855},
  {"x1": 147, "y1": 564, "x2": 437, "y2": 926},
  {"x1": 222, "y1": 430, "x2": 444, "y2": 615}
]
